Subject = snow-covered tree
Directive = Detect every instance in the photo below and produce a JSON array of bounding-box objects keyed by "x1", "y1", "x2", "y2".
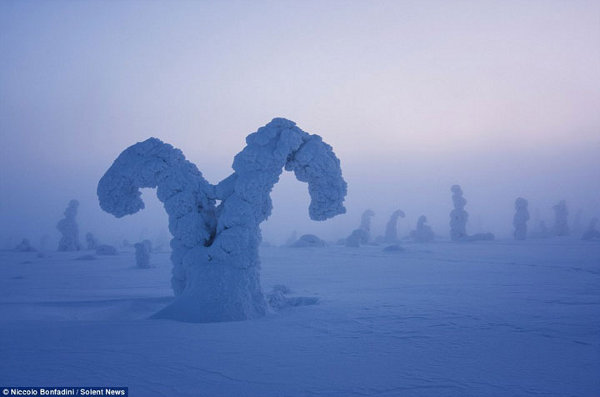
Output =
[
  {"x1": 513, "y1": 197, "x2": 529, "y2": 240},
  {"x1": 15, "y1": 238, "x2": 35, "y2": 252},
  {"x1": 582, "y1": 217, "x2": 600, "y2": 241},
  {"x1": 85, "y1": 232, "x2": 98, "y2": 250},
  {"x1": 98, "y1": 118, "x2": 347, "y2": 322},
  {"x1": 284, "y1": 231, "x2": 298, "y2": 247},
  {"x1": 345, "y1": 209, "x2": 375, "y2": 247},
  {"x1": 135, "y1": 240, "x2": 152, "y2": 268},
  {"x1": 383, "y1": 210, "x2": 405, "y2": 244},
  {"x1": 449, "y1": 185, "x2": 468, "y2": 241},
  {"x1": 572, "y1": 210, "x2": 584, "y2": 236},
  {"x1": 553, "y1": 200, "x2": 569, "y2": 236},
  {"x1": 57, "y1": 199, "x2": 81, "y2": 251},
  {"x1": 410, "y1": 215, "x2": 434, "y2": 243},
  {"x1": 449, "y1": 185, "x2": 494, "y2": 241},
  {"x1": 359, "y1": 209, "x2": 375, "y2": 242}
]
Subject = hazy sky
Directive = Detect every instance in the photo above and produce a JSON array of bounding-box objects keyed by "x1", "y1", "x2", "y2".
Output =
[{"x1": 1, "y1": 0, "x2": 599, "y2": 247}]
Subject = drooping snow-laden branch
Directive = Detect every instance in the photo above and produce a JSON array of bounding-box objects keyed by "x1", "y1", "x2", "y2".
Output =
[{"x1": 98, "y1": 118, "x2": 347, "y2": 322}]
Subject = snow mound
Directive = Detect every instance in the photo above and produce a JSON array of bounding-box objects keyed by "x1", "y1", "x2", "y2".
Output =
[
  {"x1": 291, "y1": 234, "x2": 326, "y2": 248},
  {"x1": 15, "y1": 239, "x2": 36, "y2": 252},
  {"x1": 266, "y1": 285, "x2": 319, "y2": 310},
  {"x1": 383, "y1": 244, "x2": 405, "y2": 252},
  {"x1": 96, "y1": 245, "x2": 117, "y2": 256}
]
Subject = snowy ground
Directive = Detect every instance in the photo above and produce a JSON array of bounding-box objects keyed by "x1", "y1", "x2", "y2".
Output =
[{"x1": 1, "y1": 239, "x2": 599, "y2": 396}]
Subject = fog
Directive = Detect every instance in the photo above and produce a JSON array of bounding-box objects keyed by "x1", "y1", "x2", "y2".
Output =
[{"x1": 1, "y1": 0, "x2": 599, "y2": 249}]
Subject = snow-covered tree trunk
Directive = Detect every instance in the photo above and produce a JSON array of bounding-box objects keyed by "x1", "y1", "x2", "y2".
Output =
[
  {"x1": 97, "y1": 118, "x2": 347, "y2": 323},
  {"x1": 57, "y1": 199, "x2": 81, "y2": 251},
  {"x1": 513, "y1": 197, "x2": 529, "y2": 240}
]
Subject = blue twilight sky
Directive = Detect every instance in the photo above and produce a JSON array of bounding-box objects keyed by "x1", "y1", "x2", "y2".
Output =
[{"x1": 1, "y1": 0, "x2": 599, "y2": 246}]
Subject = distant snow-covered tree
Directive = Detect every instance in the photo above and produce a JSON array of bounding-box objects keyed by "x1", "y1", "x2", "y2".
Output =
[
  {"x1": 449, "y1": 185, "x2": 494, "y2": 242},
  {"x1": 582, "y1": 217, "x2": 600, "y2": 241},
  {"x1": 513, "y1": 197, "x2": 530, "y2": 240},
  {"x1": 15, "y1": 238, "x2": 35, "y2": 252},
  {"x1": 553, "y1": 200, "x2": 569, "y2": 236},
  {"x1": 383, "y1": 210, "x2": 405, "y2": 244},
  {"x1": 85, "y1": 232, "x2": 98, "y2": 250},
  {"x1": 410, "y1": 215, "x2": 434, "y2": 243},
  {"x1": 98, "y1": 118, "x2": 347, "y2": 323},
  {"x1": 449, "y1": 185, "x2": 468, "y2": 241},
  {"x1": 359, "y1": 209, "x2": 375, "y2": 243},
  {"x1": 345, "y1": 210, "x2": 375, "y2": 247},
  {"x1": 135, "y1": 240, "x2": 152, "y2": 268},
  {"x1": 284, "y1": 231, "x2": 298, "y2": 247},
  {"x1": 57, "y1": 200, "x2": 81, "y2": 251}
]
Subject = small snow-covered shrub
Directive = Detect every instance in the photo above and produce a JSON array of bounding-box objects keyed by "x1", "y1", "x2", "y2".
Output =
[
  {"x1": 266, "y1": 285, "x2": 318, "y2": 310},
  {"x1": 410, "y1": 215, "x2": 434, "y2": 243},
  {"x1": 15, "y1": 238, "x2": 35, "y2": 252}
]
